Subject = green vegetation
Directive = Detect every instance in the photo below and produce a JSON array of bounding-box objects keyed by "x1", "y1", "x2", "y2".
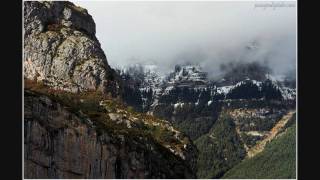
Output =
[
  {"x1": 226, "y1": 79, "x2": 283, "y2": 100},
  {"x1": 226, "y1": 80, "x2": 262, "y2": 99},
  {"x1": 176, "y1": 116, "x2": 216, "y2": 141},
  {"x1": 153, "y1": 100, "x2": 223, "y2": 141},
  {"x1": 222, "y1": 122, "x2": 296, "y2": 179},
  {"x1": 195, "y1": 113, "x2": 246, "y2": 179}
]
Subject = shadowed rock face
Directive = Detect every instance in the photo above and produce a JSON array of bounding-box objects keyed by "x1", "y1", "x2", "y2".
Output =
[
  {"x1": 24, "y1": 1, "x2": 120, "y2": 95},
  {"x1": 24, "y1": 90, "x2": 196, "y2": 179}
]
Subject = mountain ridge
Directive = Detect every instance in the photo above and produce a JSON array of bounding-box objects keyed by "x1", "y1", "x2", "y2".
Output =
[
  {"x1": 120, "y1": 63, "x2": 296, "y2": 113},
  {"x1": 119, "y1": 63, "x2": 296, "y2": 178}
]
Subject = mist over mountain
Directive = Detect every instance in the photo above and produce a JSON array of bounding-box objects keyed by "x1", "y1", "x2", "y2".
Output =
[{"x1": 71, "y1": 1, "x2": 296, "y2": 79}]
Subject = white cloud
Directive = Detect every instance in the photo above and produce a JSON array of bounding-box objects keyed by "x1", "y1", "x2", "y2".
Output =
[{"x1": 71, "y1": 1, "x2": 296, "y2": 76}]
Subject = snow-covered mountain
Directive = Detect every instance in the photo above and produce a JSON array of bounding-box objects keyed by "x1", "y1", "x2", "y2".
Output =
[
  {"x1": 120, "y1": 63, "x2": 296, "y2": 113},
  {"x1": 119, "y1": 63, "x2": 296, "y2": 178}
]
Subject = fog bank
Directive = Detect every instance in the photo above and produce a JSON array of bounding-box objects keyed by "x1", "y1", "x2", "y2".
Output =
[{"x1": 72, "y1": 1, "x2": 296, "y2": 78}]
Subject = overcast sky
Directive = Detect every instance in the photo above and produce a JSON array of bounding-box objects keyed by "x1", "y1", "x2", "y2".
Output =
[{"x1": 71, "y1": 1, "x2": 296, "y2": 77}]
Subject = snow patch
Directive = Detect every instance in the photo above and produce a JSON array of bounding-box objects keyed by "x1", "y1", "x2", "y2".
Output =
[
  {"x1": 216, "y1": 85, "x2": 234, "y2": 95},
  {"x1": 279, "y1": 87, "x2": 296, "y2": 100},
  {"x1": 174, "y1": 102, "x2": 185, "y2": 109}
]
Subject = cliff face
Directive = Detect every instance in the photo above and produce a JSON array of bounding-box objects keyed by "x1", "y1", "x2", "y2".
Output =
[
  {"x1": 24, "y1": 90, "x2": 196, "y2": 178},
  {"x1": 24, "y1": 1, "x2": 119, "y2": 95},
  {"x1": 24, "y1": 1, "x2": 197, "y2": 178}
]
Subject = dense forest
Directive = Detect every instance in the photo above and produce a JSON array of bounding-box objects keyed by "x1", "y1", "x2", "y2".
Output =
[{"x1": 195, "y1": 113, "x2": 246, "y2": 178}]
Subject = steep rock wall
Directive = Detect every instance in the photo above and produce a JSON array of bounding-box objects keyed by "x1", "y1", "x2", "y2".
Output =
[{"x1": 24, "y1": 90, "x2": 196, "y2": 178}]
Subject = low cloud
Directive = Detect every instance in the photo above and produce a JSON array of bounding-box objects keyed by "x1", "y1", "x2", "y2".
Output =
[{"x1": 72, "y1": 1, "x2": 296, "y2": 78}]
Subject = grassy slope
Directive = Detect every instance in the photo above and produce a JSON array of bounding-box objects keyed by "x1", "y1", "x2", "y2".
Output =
[{"x1": 222, "y1": 122, "x2": 296, "y2": 179}]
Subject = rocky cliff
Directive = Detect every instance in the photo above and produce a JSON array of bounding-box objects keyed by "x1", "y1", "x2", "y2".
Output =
[
  {"x1": 24, "y1": 1, "x2": 197, "y2": 178},
  {"x1": 24, "y1": 90, "x2": 196, "y2": 178},
  {"x1": 24, "y1": 1, "x2": 119, "y2": 95}
]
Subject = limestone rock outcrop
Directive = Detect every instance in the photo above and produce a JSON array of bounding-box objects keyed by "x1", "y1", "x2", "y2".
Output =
[{"x1": 24, "y1": 1, "x2": 119, "y2": 95}]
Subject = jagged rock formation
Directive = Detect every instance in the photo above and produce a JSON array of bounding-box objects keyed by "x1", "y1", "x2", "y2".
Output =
[
  {"x1": 24, "y1": 1, "x2": 119, "y2": 95},
  {"x1": 24, "y1": 90, "x2": 196, "y2": 178}
]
